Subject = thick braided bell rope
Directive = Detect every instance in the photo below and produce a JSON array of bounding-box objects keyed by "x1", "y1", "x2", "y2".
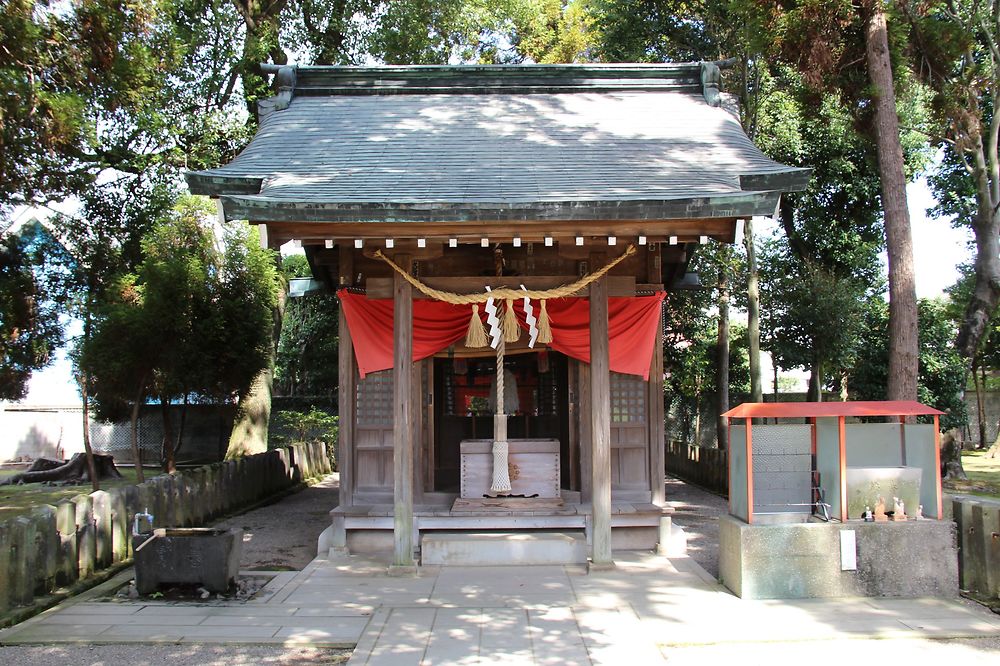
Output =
[
  {"x1": 490, "y1": 338, "x2": 512, "y2": 494},
  {"x1": 373, "y1": 244, "x2": 637, "y2": 304}
]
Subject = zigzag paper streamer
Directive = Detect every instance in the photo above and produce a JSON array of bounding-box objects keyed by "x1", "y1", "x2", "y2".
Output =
[
  {"x1": 484, "y1": 286, "x2": 501, "y2": 349},
  {"x1": 521, "y1": 284, "x2": 538, "y2": 348}
]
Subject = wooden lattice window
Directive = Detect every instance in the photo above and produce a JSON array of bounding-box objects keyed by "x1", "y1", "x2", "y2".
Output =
[
  {"x1": 610, "y1": 372, "x2": 646, "y2": 423},
  {"x1": 356, "y1": 370, "x2": 393, "y2": 426}
]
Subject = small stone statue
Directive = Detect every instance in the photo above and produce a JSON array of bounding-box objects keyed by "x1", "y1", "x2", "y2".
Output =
[
  {"x1": 862, "y1": 505, "x2": 874, "y2": 522},
  {"x1": 916, "y1": 504, "x2": 924, "y2": 520},
  {"x1": 891, "y1": 496, "x2": 908, "y2": 521},
  {"x1": 874, "y1": 496, "x2": 888, "y2": 522}
]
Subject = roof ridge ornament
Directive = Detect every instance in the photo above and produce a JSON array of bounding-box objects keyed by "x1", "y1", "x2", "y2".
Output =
[
  {"x1": 700, "y1": 58, "x2": 737, "y2": 108},
  {"x1": 700, "y1": 61, "x2": 722, "y2": 107},
  {"x1": 260, "y1": 64, "x2": 297, "y2": 112}
]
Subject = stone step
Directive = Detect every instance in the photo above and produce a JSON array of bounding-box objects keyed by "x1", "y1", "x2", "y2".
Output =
[{"x1": 420, "y1": 531, "x2": 587, "y2": 566}]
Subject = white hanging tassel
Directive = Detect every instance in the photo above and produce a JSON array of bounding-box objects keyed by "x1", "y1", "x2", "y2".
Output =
[{"x1": 490, "y1": 440, "x2": 511, "y2": 494}]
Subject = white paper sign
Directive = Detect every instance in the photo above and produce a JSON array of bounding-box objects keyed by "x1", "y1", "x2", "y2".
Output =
[{"x1": 840, "y1": 530, "x2": 857, "y2": 571}]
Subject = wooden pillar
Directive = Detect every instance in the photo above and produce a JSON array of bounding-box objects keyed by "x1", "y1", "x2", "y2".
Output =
[
  {"x1": 933, "y1": 414, "x2": 942, "y2": 519},
  {"x1": 590, "y1": 254, "x2": 612, "y2": 567},
  {"x1": 648, "y1": 317, "x2": 665, "y2": 505},
  {"x1": 392, "y1": 254, "x2": 415, "y2": 570},
  {"x1": 838, "y1": 416, "x2": 847, "y2": 522},
  {"x1": 337, "y1": 246, "x2": 355, "y2": 508}
]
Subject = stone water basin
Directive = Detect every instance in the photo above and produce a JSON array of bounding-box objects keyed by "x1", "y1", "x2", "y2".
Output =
[{"x1": 133, "y1": 527, "x2": 242, "y2": 595}]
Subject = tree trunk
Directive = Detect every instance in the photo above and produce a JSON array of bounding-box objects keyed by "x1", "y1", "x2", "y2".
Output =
[
  {"x1": 808, "y1": 360, "x2": 823, "y2": 402},
  {"x1": 225, "y1": 281, "x2": 287, "y2": 459},
  {"x1": 745, "y1": 218, "x2": 763, "y2": 402},
  {"x1": 987, "y1": 428, "x2": 1000, "y2": 459},
  {"x1": 160, "y1": 397, "x2": 176, "y2": 473},
  {"x1": 694, "y1": 376, "x2": 702, "y2": 447},
  {"x1": 130, "y1": 377, "x2": 145, "y2": 483},
  {"x1": 174, "y1": 393, "x2": 189, "y2": 459},
  {"x1": 865, "y1": 2, "x2": 919, "y2": 402},
  {"x1": 236, "y1": 1, "x2": 290, "y2": 122},
  {"x1": 773, "y1": 363, "x2": 779, "y2": 403},
  {"x1": 79, "y1": 372, "x2": 99, "y2": 492},
  {"x1": 717, "y1": 263, "x2": 730, "y2": 450},
  {"x1": 974, "y1": 358, "x2": 987, "y2": 449}
]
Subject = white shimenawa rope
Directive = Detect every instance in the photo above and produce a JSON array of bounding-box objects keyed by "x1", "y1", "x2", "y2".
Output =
[{"x1": 489, "y1": 335, "x2": 512, "y2": 495}]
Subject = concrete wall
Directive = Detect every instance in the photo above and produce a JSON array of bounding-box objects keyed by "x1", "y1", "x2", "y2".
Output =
[
  {"x1": 0, "y1": 441, "x2": 332, "y2": 620},
  {"x1": 1, "y1": 404, "x2": 236, "y2": 465},
  {"x1": 719, "y1": 514, "x2": 958, "y2": 599},
  {"x1": 0, "y1": 405, "x2": 82, "y2": 462}
]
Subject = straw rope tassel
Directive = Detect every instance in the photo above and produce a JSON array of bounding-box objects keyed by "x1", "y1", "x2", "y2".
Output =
[
  {"x1": 490, "y1": 338, "x2": 511, "y2": 495},
  {"x1": 501, "y1": 298, "x2": 520, "y2": 343},
  {"x1": 465, "y1": 304, "x2": 487, "y2": 348},
  {"x1": 537, "y1": 299, "x2": 553, "y2": 344}
]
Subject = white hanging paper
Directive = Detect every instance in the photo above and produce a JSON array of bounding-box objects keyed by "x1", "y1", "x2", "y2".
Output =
[
  {"x1": 521, "y1": 285, "x2": 538, "y2": 348},
  {"x1": 484, "y1": 286, "x2": 501, "y2": 349}
]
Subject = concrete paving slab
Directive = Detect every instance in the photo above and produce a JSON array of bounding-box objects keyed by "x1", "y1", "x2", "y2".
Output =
[
  {"x1": 58, "y1": 603, "x2": 144, "y2": 615},
  {"x1": 0, "y1": 625, "x2": 115, "y2": 643},
  {"x1": 899, "y1": 617, "x2": 1000, "y2": 633},
  {"x1": 197, "y1": 605, "x2": 301, "y2": 617},
  {"x1": 527, "y1": 608, "x2": 591, "y2": 665},
  {"x1": 5, "y1": 548, "x2": 1000, "y2": 662},
  {"x1": 175, "y1": 624, "x2": 283, "y2": 639},
  {"x1": 350, "y1": 607, "x2": 391, "y2": 661},
  {"x1": 421, "y1": 608, "x2": 482, "y2": 665},
  {"x1": 94, "y1": 625, "x2": 187, "y2": 641},
  {"x1": 272, "y1": 618, "x2": 370, "y2": 641},
  {"x1": 478, "y1": 608, "x2": 534, "y2": 666},
  {"x1": 359, "y1": 607, "x2": 436, "y2": 666},
  {"x1": 33, "y1": 613, "x2": 210, "y2": 626}
]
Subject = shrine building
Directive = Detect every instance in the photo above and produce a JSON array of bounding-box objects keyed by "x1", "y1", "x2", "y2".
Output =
[{"x1": 187, "y1": 63, "x2": 808, "y2": 569}]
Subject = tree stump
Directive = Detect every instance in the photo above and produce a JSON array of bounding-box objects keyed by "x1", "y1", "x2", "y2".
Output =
[{"x1": 0, "y1": 453, "x2": 123, "y2": 486}]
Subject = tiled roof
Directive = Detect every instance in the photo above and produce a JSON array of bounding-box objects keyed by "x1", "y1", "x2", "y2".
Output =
[{"x1": 187, "y1": 65, "x2": 808, "y2": 223}]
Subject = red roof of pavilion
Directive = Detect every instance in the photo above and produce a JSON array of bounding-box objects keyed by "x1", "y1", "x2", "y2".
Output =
[{"x1": 722, "y1": 401, "x2": 945, "y2": 419}]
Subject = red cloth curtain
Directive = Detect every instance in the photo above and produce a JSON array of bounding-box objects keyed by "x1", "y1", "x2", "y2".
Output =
[{"x1": 338, "y1": 289, "x2": 665, "y2": 379}]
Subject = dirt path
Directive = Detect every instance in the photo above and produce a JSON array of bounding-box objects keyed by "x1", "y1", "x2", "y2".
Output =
[
  {"x1": 665, "y1": 475, "x2": 727, "y2": 578},
  {"x1": 211, "y1": 473, "x2": 340, "y2": 570}
]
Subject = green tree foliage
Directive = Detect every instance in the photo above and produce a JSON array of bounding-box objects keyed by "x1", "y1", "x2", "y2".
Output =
[
  {"x1": 81, "y1": 195, "x2": 279, "y2": 472},
  {"x1": 272, "y1": 408, "x2": 339, "y2": 469},
  {"x1": 753, "y1": 67, "x2": 888, "y2": 398},
  {"x1": 760, "y1": 236, "x2": 880, "y2": 399},
  {"x1": 275, "y1": 255, "x2": 339, "y2": 397},
  {"x1": 850, "y1": 298, "x2": 967, "y2": 431},
  {"x1": 0, "y1": 222, "x2": 71, "y2": 399},
  {"x1": 902, "y1": 1, "x2": 1000, "y2": 366},
  {"x1": 590, "y1": 0, "x2": 734, "y2": 62},
  {"x1": 0, "y1": 1, "x2": 249, "y2": 219},
  {"x1": 664, "y1": 245, "x2": 750, "y2": 446}
]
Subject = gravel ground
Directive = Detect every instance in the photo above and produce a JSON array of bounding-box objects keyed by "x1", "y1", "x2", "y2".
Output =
[
  {"x1": 665, "y1": 475, "x2": 728, "y2": 578},
  {"x1": 211, "y1": 473, "x2": 340, "y2": 570}
]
